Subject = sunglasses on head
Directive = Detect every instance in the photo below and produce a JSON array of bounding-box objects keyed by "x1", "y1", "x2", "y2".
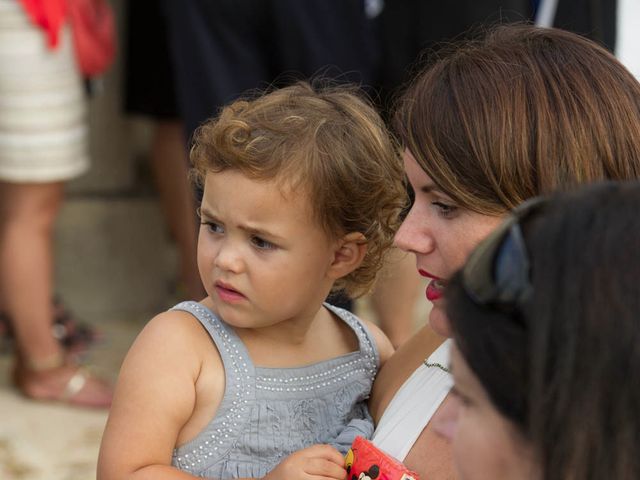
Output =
[{"x1": 462, "y1": 196, "x2": 548, "y2": 311}]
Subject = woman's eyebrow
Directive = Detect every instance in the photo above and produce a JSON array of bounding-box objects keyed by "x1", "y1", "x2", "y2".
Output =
[{"x1": 420, "y1": 183, "x2": 448, "y2": 196}]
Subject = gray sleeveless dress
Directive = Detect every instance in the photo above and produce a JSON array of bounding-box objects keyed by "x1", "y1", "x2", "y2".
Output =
[{"x1": 170, "y1": 301, "x2": 379, "y2": 478}]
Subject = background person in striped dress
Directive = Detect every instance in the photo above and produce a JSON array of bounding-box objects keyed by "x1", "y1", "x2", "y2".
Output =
[{"x1": 0, "y1": 0, "x2": 112, "y2": 407}]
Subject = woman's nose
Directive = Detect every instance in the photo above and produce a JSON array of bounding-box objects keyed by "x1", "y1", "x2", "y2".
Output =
[{"x1": 394, "y1": 207, "x2": 435, "y2": 254}]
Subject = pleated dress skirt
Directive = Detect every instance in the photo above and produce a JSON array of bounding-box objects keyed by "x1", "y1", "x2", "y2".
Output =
[{"x1": 0, "y1": 0, "x2": 89, "y2": 183}]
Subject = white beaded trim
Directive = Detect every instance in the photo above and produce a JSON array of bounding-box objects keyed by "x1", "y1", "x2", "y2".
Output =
[
  {"x1": 256, "y1": 367, "x2": 371, "y2": 391},
  {"x1": 171, "y1": 301, "x2": 379, "y2": 474},
  {"x1": 172, "y1": 302, "x2": 253, "y2": 472}
]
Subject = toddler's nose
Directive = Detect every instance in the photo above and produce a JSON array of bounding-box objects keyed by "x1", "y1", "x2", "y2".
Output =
[{"x1": 214, "y1": 241, "x2": 244, "y2": 273}]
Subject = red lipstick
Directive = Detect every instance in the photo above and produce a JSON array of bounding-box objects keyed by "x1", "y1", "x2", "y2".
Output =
[
  {"x1": 425, "y1": 280, "x2": 444, "y2": 301},
  {"x1": 419, "y1": 270, "x2": 445, "y2": 302},
  {"x1": 419, "y1": 269, "x2": 438, "y2": 279}
]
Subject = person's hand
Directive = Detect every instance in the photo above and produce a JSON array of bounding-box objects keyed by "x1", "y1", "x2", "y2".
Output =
[{"x1": 263, "y1": 444, "x2": 346, "y2": 480}]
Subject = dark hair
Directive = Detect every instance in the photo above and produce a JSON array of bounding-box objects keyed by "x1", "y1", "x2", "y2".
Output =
[
  {"x1": 447, "y1": 181, "x2": 640, "y2": 480},
  {"x1": 393, "y1": 25, "x2": 640, "y2": 215},
  {"x1": 190, "y1": 82, "x2": 407, "y2": 297}
]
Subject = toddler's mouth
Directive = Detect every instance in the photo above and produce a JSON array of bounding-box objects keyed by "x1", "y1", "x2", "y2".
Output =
[{"x1": 215, "y1": 281, "x2": 246, "y2": 302}]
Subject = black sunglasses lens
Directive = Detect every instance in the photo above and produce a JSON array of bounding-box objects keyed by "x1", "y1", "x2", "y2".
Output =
[
  {"x1": 492, "y1": 225, "x2": 530, "y2": 305},
  {"x1": 462, "y1": 196, "x2": 545, "y2": 309}
]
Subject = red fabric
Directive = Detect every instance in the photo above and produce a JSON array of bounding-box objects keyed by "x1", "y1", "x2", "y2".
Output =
[
  {"x1": 66, "y1": 0, "x2": 116, "y2": 77},
  {"x1": 345, "y1": 437, "x2": 420, "y2": 480},
  {"x1": 18, "y1": 0, "x2": 116, "y2": 77},
  {"x1": 18, "y1": 0, "x2": 67, "y2": 49}
]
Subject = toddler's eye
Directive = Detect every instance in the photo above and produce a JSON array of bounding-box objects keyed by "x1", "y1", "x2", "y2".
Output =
[
  {"x1": 202, "y1": 221, "x2": 224, "y2": 234},
  {"x1": 251, "y1": 236, "x2": 276, "y2": 250}
]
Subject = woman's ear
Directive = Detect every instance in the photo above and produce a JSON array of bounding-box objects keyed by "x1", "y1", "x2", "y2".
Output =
[{"x1": 328, "y1": 232, "x2": 367, "y2": 280}]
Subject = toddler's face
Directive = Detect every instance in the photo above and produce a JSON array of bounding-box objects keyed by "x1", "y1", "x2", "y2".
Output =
[{"x1": 197, "y1": 170, "x2": 339, "y2": 329}]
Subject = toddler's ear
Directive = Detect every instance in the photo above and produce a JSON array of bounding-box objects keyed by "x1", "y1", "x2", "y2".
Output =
[{"x1": 328, "y1": 232, "x2": 367, "y2": 279}]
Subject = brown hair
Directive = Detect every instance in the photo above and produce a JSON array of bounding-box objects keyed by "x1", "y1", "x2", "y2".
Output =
[
  {"x1": 393, "y1": 24, "x2": 640, "y2": 215},
  {"x1": 447, "y1": 181, "x2": 640, "y2": 480},
  {"x1": 191, "y1": 82, "x2": 406, "y2": 297}
]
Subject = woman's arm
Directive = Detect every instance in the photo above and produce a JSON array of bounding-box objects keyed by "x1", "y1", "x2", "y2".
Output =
[
  {"x1": 369, "y1": 325, "x2": 457, "y2": 479},
  {"x1": 402, "y1": 396, "x2": 457, "y2": 479},
  {"x1": 369, "y1": 325, "x2": 443, "y2": 421}
]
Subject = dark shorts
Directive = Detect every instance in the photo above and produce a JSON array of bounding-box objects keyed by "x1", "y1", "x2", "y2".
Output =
[
  {"x1": 160, "y1": 0, "x2": 378, "y2": 137},
  {"x1": 373, "y1": 0, "x2": 531, "y2": 115},
  {"x1": 124, "y1": 0, "x2": 179, "y2": 119}
]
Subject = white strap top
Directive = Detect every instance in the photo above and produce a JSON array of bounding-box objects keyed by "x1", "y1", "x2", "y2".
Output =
[{"x1": 371, "y1": 340, "x2": 453, "y2": 461}]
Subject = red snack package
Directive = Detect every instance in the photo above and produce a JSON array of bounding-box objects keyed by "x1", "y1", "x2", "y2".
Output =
[{"x1": 344, "y1": 436, "x2": 420, "y2": 480}]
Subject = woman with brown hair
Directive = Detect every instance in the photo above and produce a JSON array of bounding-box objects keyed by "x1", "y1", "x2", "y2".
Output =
[{"x1": 369, "y1": 24, "x2": 640, "y2": 478}]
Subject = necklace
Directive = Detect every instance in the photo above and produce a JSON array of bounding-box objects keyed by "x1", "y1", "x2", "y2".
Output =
[{"x1": 423, "y1": 359, "x2": 451, "y2": 374}]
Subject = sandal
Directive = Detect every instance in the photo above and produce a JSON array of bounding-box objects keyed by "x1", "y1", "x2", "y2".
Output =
[
  {"x1": 51, "y1": 297, "x2": 104, "y2": 354},
  {"x1": 0, "y1": 297, "x2": 102, "y2": 355},
  {"x1": 12, "y1": 353, "x2": 113, "y2": 409}
]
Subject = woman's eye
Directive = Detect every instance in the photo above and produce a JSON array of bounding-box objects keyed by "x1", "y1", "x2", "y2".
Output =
[
  {"x1": 251, "y1": 236, "x2": 276, "y2": 250},
  {"x1": 432, "y1": 201, "x2": 458, "y2": 219},
  {"x1": 202, "y1": 221, "x2": 224, "y2": 234}
]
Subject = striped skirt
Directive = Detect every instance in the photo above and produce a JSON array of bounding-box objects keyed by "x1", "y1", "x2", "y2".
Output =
[{"x1": 0, "y1": 0, "x2": 89, "y2": 183}]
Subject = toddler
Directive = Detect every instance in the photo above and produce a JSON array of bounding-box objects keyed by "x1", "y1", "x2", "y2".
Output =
[{"x1": 98, "y1": 82, "x2": 406, "y2": 479}]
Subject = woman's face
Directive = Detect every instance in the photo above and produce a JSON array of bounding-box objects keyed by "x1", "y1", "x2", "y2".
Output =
[
  {"x1": 394, "y1": 150, "x2": 504, "y2": 337},
  {"x1": 437, "y1": 345, "x2": 538, "y2": 480}
]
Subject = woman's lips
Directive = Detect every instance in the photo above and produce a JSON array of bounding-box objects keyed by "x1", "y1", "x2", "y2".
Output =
[
  {"x1": 419, "y1": 269, "x2": 438, "y2": 279},
  {"x1": 419, "y1": 269, "x2": 445, "y2": 302},
  {"x1": 426, "y1": 280, "x2": 445, "y2": 301}
]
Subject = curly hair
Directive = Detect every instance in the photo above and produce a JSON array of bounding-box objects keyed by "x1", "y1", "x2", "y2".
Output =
[{"x1": 191, "y1": 81, "x2": 407, "y2": 297}]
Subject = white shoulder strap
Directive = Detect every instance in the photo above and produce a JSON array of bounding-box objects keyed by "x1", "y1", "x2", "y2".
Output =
[{"x1": 371, "y1": 340, "x2": 453, "y2": 461}]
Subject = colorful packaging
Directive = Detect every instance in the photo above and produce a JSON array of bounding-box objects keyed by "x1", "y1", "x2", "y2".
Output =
[{"x1": 344, "y1": 436, "x2": 419, "y2": 480}]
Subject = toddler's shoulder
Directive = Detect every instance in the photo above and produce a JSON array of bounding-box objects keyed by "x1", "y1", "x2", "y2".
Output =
[
  {"x1": 143, "y1": 307, "x2": 207, "y2": 341},
  {"x1": 129, "y1": 306, "x2": 216, "y2": 367}
]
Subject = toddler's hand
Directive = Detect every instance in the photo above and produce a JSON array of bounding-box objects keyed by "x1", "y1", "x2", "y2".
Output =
[{"x1": 263, "y1": 444, "x2": 346, "y2": 480}]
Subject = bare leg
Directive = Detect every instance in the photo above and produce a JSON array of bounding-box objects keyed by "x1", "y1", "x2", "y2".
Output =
[
  {"x1": 0, "y1": 181, "x2": 112, "y2": 406},
  {"x1": 369, "y1": 248, "x2": 422, "y2": 348},
  {"x1": 0, "y1": 181, "x2": 63, "y2": 362},
  {"x1": 149, "y1": 120, "x2": 204, "y2": 300}
]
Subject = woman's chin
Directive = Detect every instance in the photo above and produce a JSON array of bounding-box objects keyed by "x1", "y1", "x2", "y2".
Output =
[{"x1": 429, "y1": 305, "x2": 452, "y2": 338}]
